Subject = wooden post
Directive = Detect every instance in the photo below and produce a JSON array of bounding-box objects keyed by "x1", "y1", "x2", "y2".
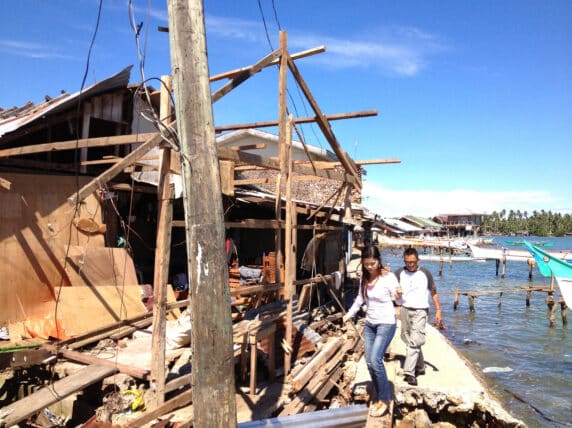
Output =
[
  {"x1": 560, "y1": 300, "x2": 568, "y2": 325},
  {"x1": 167, "y1": 1, "x2": 236, "y2": 425},
  {"x1": 275, "y1": 30, "x2": 288, "y2": 290},
  {"x1": 149, "y1": 75, "x2": 174, "y2": 408},
  {"x1": 495, "y1": 259, "x2": 500, "y2": 276},
  {"x1": 501, "y1": 256, "x2": 506, "y2": 279},
  {"x1": 526, "y1": 290, "x2": 532, "y2": 307},
  {"x1": 284, "y1": 114, "x2": 294, "y2": 375},
  {"x1": 527, "y1": 258, "x2": 534, "y2": 281},
  {"x1": 468, "y1": 294, "x2": 475, "y2": 312},
  {"x1": 547, "y1": 293, "x2": 556, "y2": 328},
  {"x1": 498, "y1": 292, "x2": 503, "y2": 308}
]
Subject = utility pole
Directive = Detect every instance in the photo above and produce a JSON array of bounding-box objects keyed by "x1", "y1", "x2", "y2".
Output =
[{"x1": 167, "y1": 1, "x2": 237, "y2": 426}]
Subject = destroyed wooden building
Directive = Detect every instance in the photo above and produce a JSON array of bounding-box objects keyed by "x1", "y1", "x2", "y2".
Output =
[{"x1": 0, "y1": 31, "x2": 398, "y2": 426}]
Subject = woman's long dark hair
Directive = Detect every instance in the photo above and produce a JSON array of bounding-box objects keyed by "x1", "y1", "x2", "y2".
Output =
[{"x1": 360, "y1": 245, "x2": 383, "y2": 300}]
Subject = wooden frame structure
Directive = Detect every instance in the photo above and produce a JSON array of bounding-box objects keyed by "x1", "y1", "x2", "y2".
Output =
[{"x1": 0, "y1": 28, "x2": 401, "y2": 421}]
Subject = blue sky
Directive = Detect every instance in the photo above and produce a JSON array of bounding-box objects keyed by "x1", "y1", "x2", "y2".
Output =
[{"x1": 1, "y1": 0, "x2": 571, "y2": 217}]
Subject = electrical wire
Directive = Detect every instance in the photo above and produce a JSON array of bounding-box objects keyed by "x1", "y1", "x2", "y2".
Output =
[{"x1": 54, "y1": 0, "x2": 104, "y2": 342}]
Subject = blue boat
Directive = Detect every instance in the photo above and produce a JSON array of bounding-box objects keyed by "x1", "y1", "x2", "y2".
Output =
[{"x1": 524, "y1": 241, "x2": 572, "y2": 307}]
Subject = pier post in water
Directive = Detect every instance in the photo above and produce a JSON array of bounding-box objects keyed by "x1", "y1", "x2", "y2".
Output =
[
  {"x1": 560, "y1": 300, "x2": 568, "y2": 325},
  {"x1": 453, "y1": 283, "x2": 459, "y2": 311},
  {"x1": 527, "y1": 258, "x2": 534, "y2": 281},
  {"x1": 468, "y1": 293, "x2": 475, "y2": 312},
  {"x1": 498, "y1": 292, "x2": 503, "y2": 308},
  {"x1": 495, "y1": 259, "x2": 500, "y2": 277},
  {"x1": 501, "y1": 256, "x2": 507, "y2": 279},
  {"x1": 526, "y1": 290, "x2": 532, "y2": 307},
  {"x1": 547, "y1": 293, "x2": 556, "y2": 328}
]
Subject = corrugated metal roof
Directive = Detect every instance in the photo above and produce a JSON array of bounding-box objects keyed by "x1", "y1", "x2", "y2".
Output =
[
  {"x1": 0, "y1": 66, "x2": 133, "y2": 140},
  {"x1": 382, "y1": 217, "x2": 423, "y2": 233},
  {"x1": 217, "y1": 128, "x2": 338, "y2": 161},
  {"x1": 402, "y1": 215, "x2": 442, "y2": 228}
]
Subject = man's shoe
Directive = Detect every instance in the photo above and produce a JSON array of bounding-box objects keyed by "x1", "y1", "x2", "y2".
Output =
[{"x1": 404, "y1": 374, "x2": 417, "y2": 386}]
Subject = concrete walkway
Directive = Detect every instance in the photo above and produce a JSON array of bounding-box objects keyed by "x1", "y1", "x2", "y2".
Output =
[{"x1": 353, "y1": 317, "x2": 525, "y2": 426}]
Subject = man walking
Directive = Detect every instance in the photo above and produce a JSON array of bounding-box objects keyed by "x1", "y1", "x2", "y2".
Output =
[{"x1": 394, "y1": 247, "x2": 442, "y2": 386}]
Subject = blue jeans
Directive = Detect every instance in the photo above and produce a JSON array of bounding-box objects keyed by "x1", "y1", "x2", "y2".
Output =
[{"x1": 364, "y1": 321, "x2": 396, "y2": 402}]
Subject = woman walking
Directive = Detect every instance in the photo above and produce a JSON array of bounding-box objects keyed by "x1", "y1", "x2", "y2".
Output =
[{"x1": 343, "y1": 245, "x2": 402, "y2": 417}]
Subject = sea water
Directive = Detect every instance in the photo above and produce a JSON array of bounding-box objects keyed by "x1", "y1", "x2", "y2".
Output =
[{"x1": 379, "y1": 236, "x2": 572, "y2": 427}]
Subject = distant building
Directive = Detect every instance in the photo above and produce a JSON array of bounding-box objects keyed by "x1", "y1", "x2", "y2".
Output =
[{"x1": 433, "y1": 213, "x2": 487, "y2": 237}]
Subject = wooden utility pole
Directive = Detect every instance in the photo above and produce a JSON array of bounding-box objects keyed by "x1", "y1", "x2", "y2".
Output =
[{"x1": 167, "y1": 1, "x2": 237, "y2": 426}]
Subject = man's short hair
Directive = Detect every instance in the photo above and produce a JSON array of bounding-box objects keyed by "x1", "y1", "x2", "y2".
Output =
[{"x1": 403, "y1": 247, "x2": 419, "y2": 258}]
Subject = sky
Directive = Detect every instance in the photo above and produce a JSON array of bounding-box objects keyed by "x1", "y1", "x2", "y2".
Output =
[{"x1": 1, "y1": 0, "x2": 571, "y2": 218}]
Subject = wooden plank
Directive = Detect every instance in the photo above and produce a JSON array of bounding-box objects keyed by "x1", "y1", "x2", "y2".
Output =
[
  {"x1": 54, "y1": 285, "x2": 148, "y2": 337},
  {"x1": 58, "y1": 349, "x2": 149, "y2": 379},
  {"x1": 124, "y1": 388, "x2": 193, "y2": 428},
  {"x1": 210, "y1": 45, "x2": 326, "y2": 82},
  {"x1": 67, "y1": 133, "x2": 163, "y2": 206},
  {"x1": 214, "y1": 109, "x2": 378, "y2": 133},
  {"x1": 0, "y1": 133, "x2": 156, "y2": 159},
  {"x1": 212, "y1": 48, "x2": 281, "y2": 103},
  {"x1": 2, "y1": 364, "x2": 117, "y2": 427},
  {"x1": 65, "y1": 246, "x2": 139, "y2": 287},
  {"x1": 0, "y1": 176, "x2": 11, "y2": 190},
  {"x1": 219, "y1": 160, "x2": 235, "y2": 196}
]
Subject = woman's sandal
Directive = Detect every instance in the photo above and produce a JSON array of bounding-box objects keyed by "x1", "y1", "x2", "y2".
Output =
[{"x1": 369, "y1": 401, "x2": 388, "y2": 417}]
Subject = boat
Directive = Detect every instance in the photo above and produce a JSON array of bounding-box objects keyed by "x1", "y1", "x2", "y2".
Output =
[
  {"x1": 467, "y1": 243, "x2": 572, "y2": 262},
  {"x1": 523, "y1": 241, "x2": 572, "y2": 307},
  {"x1": 506, "y1": 240, "x2": 553, "y2": 248}
]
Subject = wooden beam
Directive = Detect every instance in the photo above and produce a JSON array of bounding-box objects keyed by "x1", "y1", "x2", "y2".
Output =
[
  {"x1": 214, "y1": 109, "x2": 378, "y2": 133},
  {"x1": 217, "y1": 147, "x2": 358, "y2": 185},
  {"x1": 2, "y1": 365, "x2": 117, "y2": 427},
  {"x1": 58, "y1": 349, "x2": 149, "y2": 379},
  {"x1": 150, "y1": 75, "x2": 174, "y2": 408},
  {"x1": 355, "y1": 158, "x2": 401, "y2": 166},
  {"x1": 210, "y1": 45, "x2": 326, "y2": 82},
  {"x1": 233, "y1": 174, "x2": 322, "y2": 186},
  {"x1": 284, "y1": 113, "x2": 294, "y2": 374},
  {"x1": 67, "y1": 132, "x2": 163, "y2": 206},
  {"x1": 0, "y1": 133, "x2": 156, "y2": 159},
  {"x1": 211, "y1": 48, "x2": 281, "y2": 103},
  {"x1": 286, "y1": 55, "x2": 362, "y2": 188},
  {"x1": 293, "y1": 158, "x2": 401, "y2": 169}
]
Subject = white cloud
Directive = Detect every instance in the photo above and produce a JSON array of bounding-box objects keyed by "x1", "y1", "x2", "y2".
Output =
[
  {"x1": 0, "y1": 39, "x2": 75, "y2": 60},
  {"x1": 202, "y1": 13, "x2": 445, "y2": 77},
  {"x1": 362, "y1": 181, "x2": 563, "y2": 218}
]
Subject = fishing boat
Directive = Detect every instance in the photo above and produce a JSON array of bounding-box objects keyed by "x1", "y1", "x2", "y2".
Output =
[
  {"x1": 506, "y1": 240, "x2": 553, "y2": 248},
  {"x1": 467, "y1": 243, "x2": 572, "y2": 262},
  {"x1": 523, "y1": 241, "x2": 572, "y2": 307}
]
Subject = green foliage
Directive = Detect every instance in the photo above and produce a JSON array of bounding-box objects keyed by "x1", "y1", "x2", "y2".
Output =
[{"x1": 483, "y1": 210, "x2": 572, "y2": 236}]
